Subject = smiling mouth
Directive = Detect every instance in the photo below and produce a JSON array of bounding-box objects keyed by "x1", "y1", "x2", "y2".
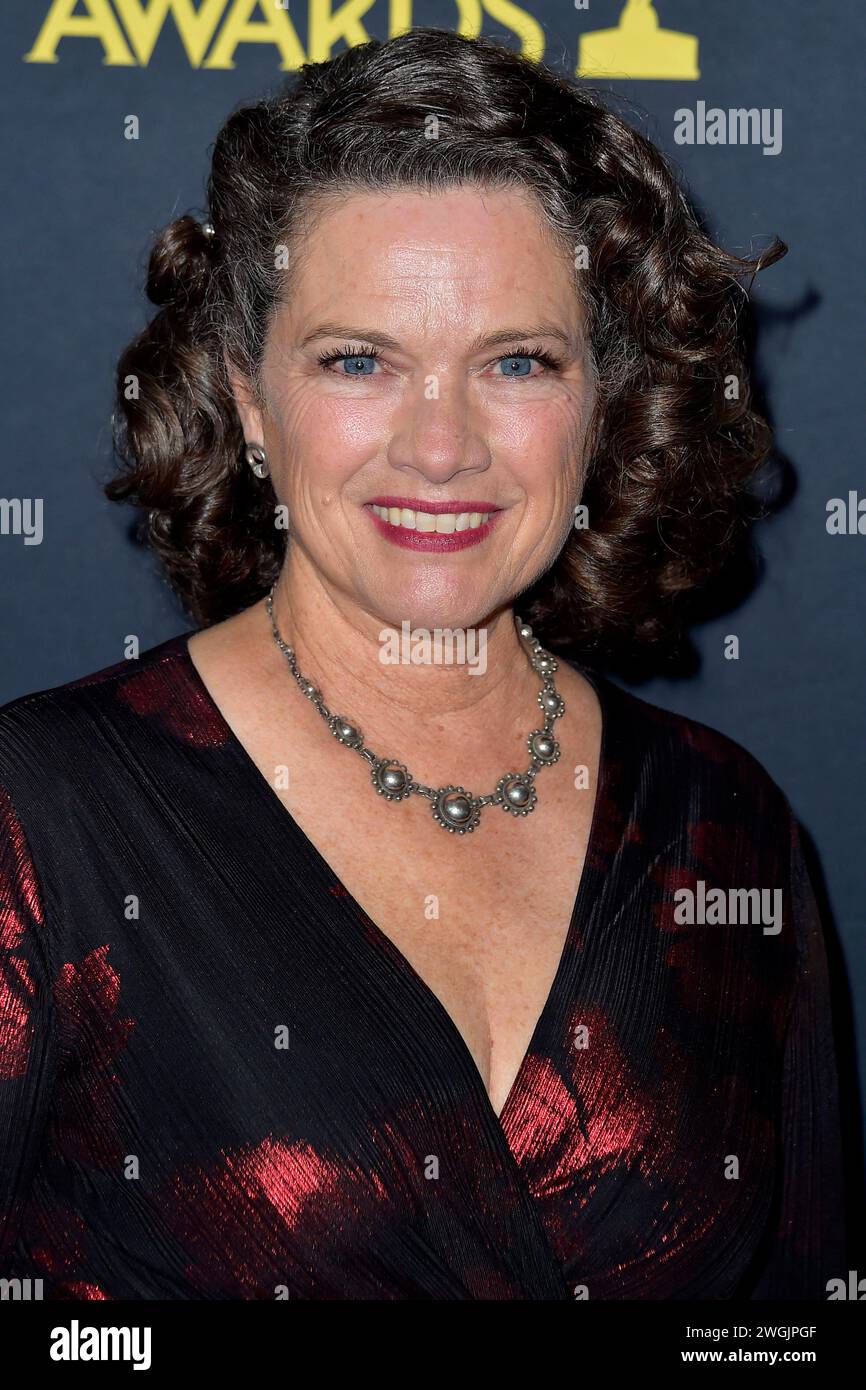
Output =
[
  {"x1": 363, "y1": 498, "x2": 503, "y2": 551},
  {"x1": 368, "y1": 504, "x2": 495, "y2": 535}
]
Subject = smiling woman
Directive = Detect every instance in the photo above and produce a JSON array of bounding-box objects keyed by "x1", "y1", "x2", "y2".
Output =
[{"x1": 0, "y1": 26, "x2": 847, "y2": 1301}]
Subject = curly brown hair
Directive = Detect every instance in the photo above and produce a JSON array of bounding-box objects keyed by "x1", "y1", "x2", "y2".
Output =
[{"x1": 106, "y1": 25, "x2": 785, "y2": 665}]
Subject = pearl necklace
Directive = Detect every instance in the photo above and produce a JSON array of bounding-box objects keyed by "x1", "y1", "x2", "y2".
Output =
[{"x1": 265, "y1": 585, "x2": 565, "y2": 834}]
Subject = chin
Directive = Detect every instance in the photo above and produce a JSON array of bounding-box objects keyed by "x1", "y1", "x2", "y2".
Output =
[{"x1": 371, "y1": 588, "x2": 501, "y2": 634}]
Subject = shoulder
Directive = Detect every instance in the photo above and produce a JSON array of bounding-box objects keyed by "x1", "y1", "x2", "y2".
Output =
[
  {"x1": 0, "y1": 631, "x2": 228, "y2": 792},
  {"x1": 588, "y1": 668, "x2": 794, "y2": 827}
]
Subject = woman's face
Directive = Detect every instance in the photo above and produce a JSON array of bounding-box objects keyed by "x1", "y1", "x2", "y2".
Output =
[{"x1": 230, "y1": 184, "x2": 597, "y2": 632}]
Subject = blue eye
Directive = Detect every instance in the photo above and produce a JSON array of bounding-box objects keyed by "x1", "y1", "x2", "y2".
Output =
[
  {"x1": 317, "y1": 345, "x2": 381, "y2": 376},
  {"x1": 316, "y1": 343, "x2": 561, "y2": 378},
  {"x1": 340, "y1": 354, "x2": 377, "y2": 376},
  {"x1": 497, "y1": 356, "x2": 534, "y2": 377}
]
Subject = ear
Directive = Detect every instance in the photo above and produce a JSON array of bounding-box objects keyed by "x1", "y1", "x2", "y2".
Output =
[{"x1": 224, "y1": 350, "x2": 265, "y2": 444}]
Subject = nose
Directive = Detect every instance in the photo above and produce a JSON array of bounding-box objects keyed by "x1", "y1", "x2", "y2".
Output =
[{"x1": 385, "y1": 374, "x2": 491, "y2": 483}]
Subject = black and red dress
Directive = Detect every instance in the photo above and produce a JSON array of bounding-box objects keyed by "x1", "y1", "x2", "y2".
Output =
[{"x1": 0, "y1": 633, "x2": 846, "y2": 1298}]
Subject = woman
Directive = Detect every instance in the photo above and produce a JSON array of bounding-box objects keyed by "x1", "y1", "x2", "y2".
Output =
[{"x1": 0, "y1": 28, "x2": 846, "y2": 1300}]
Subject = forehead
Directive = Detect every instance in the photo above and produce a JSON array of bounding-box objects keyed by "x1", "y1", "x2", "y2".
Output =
[{"x1": 277, "y1": 184, "x2": 582, "y2": 331}]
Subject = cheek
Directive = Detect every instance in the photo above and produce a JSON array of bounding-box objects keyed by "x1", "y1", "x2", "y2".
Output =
[
  {"x1": 318, "y1": 395, "x2": 386, "y2": 457},
  {"x1": 269, "y1": 387, "x2": 385, "y2": 489},
  {"x1": 300, "y1": 393, "x2": 386, "y2": 463},
  {"x1": 486, "y1": 395, "x2": 590, "y2": 476}
]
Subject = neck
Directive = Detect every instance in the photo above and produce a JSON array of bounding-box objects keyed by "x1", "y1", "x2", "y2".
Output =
[{"x1": 264, "y1": 549, "x2": 548, "y2": 788}]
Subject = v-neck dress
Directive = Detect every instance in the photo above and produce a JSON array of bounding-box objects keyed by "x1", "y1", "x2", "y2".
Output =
[{"x1": 0, "y1": 632, "x2": 846, "y2": 1300}]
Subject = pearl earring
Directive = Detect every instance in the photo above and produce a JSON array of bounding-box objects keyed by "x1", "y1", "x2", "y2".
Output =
[{"x1": 244, "y1": 443, "x2": 269, "y2": 478}]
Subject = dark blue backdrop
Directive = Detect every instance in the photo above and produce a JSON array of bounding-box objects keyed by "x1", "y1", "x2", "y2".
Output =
[{"x1": 2, "y1": 0, "x2": 863, "y2": 1242}]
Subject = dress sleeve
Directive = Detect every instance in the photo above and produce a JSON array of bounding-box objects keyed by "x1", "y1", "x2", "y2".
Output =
[
  {"x1": 746, "y1": 807, "x2": 847, "y2": 1299},
  {"x1": 0, "y1": 781, "x2": 55, "y2": 1268}
]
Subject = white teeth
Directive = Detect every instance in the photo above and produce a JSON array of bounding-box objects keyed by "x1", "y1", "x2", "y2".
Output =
[{"x1": 371, "y1": 505, "x2": 491, "y2": 533}]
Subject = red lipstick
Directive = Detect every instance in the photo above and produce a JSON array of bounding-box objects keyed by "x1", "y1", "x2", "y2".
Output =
[
  {"x1": 364, "y1": 499, "x2": 503, "y2": 552},
  {"x1": 367, "y1": 496, "x2": 502, "y2": 513}
]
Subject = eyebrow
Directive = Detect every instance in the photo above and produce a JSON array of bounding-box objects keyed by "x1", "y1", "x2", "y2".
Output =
[{"x1": 298, "y1": 322, "x2": 577, "y2": 352}]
